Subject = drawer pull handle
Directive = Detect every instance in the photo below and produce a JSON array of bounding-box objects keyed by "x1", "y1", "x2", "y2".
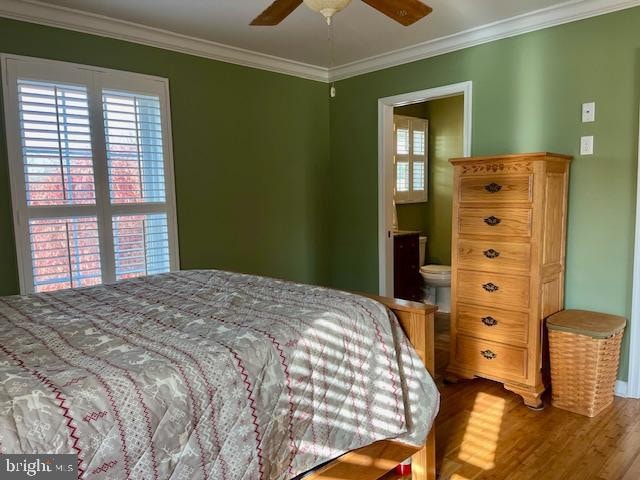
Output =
[
  {"x1": 481, "y1": 349, "x2": 497, "y2": 360},
  {"x1": 483, "y1": 249, "x2": 500, "y2": 259},
  {"x1": 481, "y1": 316, "x2": 498, "y2": 327},
  {"x1": 484, "y1": 216, "x2": 501, "y2": 226},
  {"x1": 485, "y1": 182, "x2": 502, "y2": 193},
  {"x1": 482, "y1": 283, "x2": 499, "y2": 292}
]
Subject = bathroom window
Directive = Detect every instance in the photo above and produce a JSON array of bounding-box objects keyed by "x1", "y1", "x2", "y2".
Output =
[
  {"x1": 2, "y1": 55, "x2": 179, "y2": 293},
  {"x1": 394, "y1": 115, "x2": 428, "y2": 203}
]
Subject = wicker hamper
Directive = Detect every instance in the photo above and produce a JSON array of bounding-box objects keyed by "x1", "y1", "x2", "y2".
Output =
[{"x1": 547, "y1": 310, "x2": 626, "y2": 417}]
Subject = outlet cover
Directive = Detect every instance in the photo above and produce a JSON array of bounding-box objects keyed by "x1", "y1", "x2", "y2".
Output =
[
  {"x1": 582, "y1": 102, "x2": 596, "y2": 122},
  {"x1": 580, "y1": 136, "x2": 594, "y2": 155}
]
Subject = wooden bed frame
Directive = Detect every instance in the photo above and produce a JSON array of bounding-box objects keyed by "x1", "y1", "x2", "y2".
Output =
[{"x1": 306, "y1": 295, "x2": 437, "y2": 480}]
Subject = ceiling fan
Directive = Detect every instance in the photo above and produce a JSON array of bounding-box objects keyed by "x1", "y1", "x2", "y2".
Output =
[{"x1": 251, "y1": 0, "x2": 433, "y2": 26}]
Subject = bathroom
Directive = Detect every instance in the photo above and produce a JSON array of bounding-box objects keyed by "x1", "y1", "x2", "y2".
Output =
[{"x1": 393, "y1": 95, "x2": 464, "y2": 352}]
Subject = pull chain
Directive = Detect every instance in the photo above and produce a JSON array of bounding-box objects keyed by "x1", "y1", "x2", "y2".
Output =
[{"x1": 328, "y1": 19, "x2": 336, "y2": 98}]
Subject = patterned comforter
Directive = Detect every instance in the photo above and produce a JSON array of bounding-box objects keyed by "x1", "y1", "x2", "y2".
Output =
[{"x1": 0, "y1": 270, "x2": 439, "y2": 479}]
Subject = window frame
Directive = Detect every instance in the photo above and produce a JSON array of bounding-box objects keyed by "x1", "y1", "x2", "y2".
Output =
[
  {"x1": 393, "y1": 114, "x2": 429, "y2": 204},
  {"x1": 1, "y1": 54, "x2": 180, "y2": 294}
]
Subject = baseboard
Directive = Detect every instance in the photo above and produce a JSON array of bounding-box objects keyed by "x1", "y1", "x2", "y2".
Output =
[{"x1": 615, "y1": 380, "x2": 628, "y2": 397}]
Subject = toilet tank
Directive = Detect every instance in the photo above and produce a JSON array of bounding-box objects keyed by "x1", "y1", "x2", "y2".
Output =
[{"x1": 419, "y1": 236, "x2": 427, "y2": 266}]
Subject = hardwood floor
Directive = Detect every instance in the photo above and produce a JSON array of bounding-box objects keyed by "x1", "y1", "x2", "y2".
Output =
[{"x1": 412, "y1": 313, "x2": 640, "y2": 479}]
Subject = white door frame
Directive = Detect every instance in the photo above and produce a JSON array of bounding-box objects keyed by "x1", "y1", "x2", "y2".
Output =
[
  {"x1": 626, "y1": 106, "x2": 640, "y2": 398},
  {"x1": 377, "y1": 81, "x2": 472, "y2": 296}
]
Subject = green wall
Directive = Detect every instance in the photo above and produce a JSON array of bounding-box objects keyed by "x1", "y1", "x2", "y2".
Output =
[
  {"x1": 329, "y1": 7, "x2": 640, "y2": 379},
  {"x1": 0, "y1": 17, "x2": 330, "y2": 295},
  {"x1": 425, "y1": 95, "x2": 464, "y2": 265}
]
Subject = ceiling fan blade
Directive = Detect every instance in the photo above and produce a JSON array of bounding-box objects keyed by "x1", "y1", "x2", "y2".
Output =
[
  {"x1": 361, "y1": 0, "x2": 432, "y2": 26},
  {"x1": 250, "y1": 0, "x2": 303, "y2": 25}
]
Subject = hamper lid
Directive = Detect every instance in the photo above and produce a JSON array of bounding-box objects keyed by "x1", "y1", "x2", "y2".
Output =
[{"x1": 547, "y1": 309, "x2": 626, "y2": 339}]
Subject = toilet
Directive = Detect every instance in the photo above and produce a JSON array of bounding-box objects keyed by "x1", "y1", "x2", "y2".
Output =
[{"x1": 418, "y1": 235, "x2": 452, "y2": 313}]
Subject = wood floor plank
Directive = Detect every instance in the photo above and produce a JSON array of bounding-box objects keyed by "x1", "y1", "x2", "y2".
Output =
[
  {"x1": 597, "y1": 402, "x2": 640, "y2": 479},
  {"x1": 430, "y1": 316, "x2": 640, "y2": 480},
  {"x1": 621, "y1": 453, "x2": 640, "y2": 479}
]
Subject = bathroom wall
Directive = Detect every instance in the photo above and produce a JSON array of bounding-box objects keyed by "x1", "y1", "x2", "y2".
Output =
[
  {"x1": 425, "y1": 95, "x2": 464, "y2": 265},
  {"x1": 394, "y1": 103, "x2": 428, "y2": 119},
  {"x1": 396, "y1": 202, "x2": 428, "y2": 233}
]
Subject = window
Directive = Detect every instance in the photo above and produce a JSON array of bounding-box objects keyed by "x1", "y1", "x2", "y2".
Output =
[
  {"x1": 394, "y1": 115, "x2": 428, "y2": 203},
  {"x1": 2, "y1": 55, "x2": 179, "y2": 293}
]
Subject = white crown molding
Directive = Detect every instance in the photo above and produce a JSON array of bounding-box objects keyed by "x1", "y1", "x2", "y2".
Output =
[
  {"x1": 329, "y1": 0, "x2": 640, "y2": 81},
  {"x1": 0, "y1": 0, "x2": 330, "y2": 82},
  {"x1": 0, "y1": 0, "x2": 639, "y2": 83}
]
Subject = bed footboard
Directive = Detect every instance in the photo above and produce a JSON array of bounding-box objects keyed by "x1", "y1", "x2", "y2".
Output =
[{"x1": 305, "y1": 294, "x2": 437, "y2": 480}]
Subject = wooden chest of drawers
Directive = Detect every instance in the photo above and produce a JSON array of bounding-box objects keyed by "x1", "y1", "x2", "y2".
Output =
[{"x1": 447, "y1": 152, "x2": 571, "y2": 408}]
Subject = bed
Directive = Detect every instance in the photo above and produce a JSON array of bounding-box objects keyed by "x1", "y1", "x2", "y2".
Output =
[{"x1": 0, "y1": 269, "x2": 439, "y2": 480}]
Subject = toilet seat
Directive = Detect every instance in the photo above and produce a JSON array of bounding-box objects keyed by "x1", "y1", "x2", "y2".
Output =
[{"x1": 420, "y1": 264, "x2": 451, "y2": 277}]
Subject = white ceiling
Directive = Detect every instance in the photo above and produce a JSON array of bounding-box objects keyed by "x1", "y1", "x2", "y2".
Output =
[{"x1": 30, "y1": 0, "x2": 578, "y2": 67}]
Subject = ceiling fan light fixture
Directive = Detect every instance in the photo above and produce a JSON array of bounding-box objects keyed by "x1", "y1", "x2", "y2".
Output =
[{"x1": 303, "y1": 0, "x2": 352, "y2": 24}]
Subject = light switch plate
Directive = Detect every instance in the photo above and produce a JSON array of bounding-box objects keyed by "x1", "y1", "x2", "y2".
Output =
[
  {"x1": 582, "y1": 102, "x2": 596, "y2": 122},
  {"x1": 580, "y1": 135, "x2": 594, "y2": 155}
]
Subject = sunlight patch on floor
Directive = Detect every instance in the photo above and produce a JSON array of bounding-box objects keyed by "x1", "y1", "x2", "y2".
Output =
[
  {"x1": 450, "y1": 474, "x2": 471, "y2": 480},
  {"x1": 457, "y1": 392, "x2": 505, "y2": 470}
]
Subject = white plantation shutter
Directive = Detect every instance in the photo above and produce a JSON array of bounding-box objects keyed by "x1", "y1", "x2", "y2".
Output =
[
  {"x1": 396, "y1": 127, "x2": 410, "y2": 155},
  {"x1": 29, "y1": 217, "x2": 102, "y2": 292},
  {"x1": 113, "y1": 213, "x2": 171, "y2": 280},
  {"x1": 19, "y1": 80, "x2": 96, "y2": 206},
  {"x1": 103, "y1": 90, "x2": 166, "y2": 204},
  {"x1": 394, "y1": 117, "x2": 410, "y2": 202},
  {"x1": 396, "y1": 162, "x2": 410, "y2": 192},
  {"x1": 413, "y1": 130, "x2": 425, "y2": 155},
  {"x1": 393, "y1": 114, "x2": 428, "y2": 203},
  {"x1": 411, "y1": 120, "x2": 427, "y2": 196},
  {"x1": 2, "y1": 56, "x2": 179, "y2": 294},
  {"x1": 412, "y1": 162, "x2": 425, "y2": 191}
]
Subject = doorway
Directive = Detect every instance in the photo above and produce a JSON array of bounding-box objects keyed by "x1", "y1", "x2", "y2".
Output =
[
  {"x1": 378, "y1": 82, "x2": 472, "y2": 297},
  {"x1": 627, "y1": 106, "x2": 640, "y2": 398}
]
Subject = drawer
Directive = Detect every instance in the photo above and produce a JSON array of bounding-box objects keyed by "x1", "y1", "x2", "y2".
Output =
[
  {"x1": 455, "y1": 335, "x2": 528, "y2": 382},
  {"x1": 457, "y1": 239, "x2": 531, "y2": 274},
  {"x1": 459, "y1": 174, "x2": 532, "y2": 204},
  {"x1": 457, "y1": 270, "x2": 530, "y2": 310},
  {"x1": 456, "y1": 303, "x2": 528, "y2": 344},
  {"x1": 459, "y1": 207, "x2": 532, "y2": 238}
]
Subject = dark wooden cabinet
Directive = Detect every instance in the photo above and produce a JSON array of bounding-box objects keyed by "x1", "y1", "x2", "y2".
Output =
[{"x1": 393, "y1": 232, "x2": 422, "y2": 302}]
